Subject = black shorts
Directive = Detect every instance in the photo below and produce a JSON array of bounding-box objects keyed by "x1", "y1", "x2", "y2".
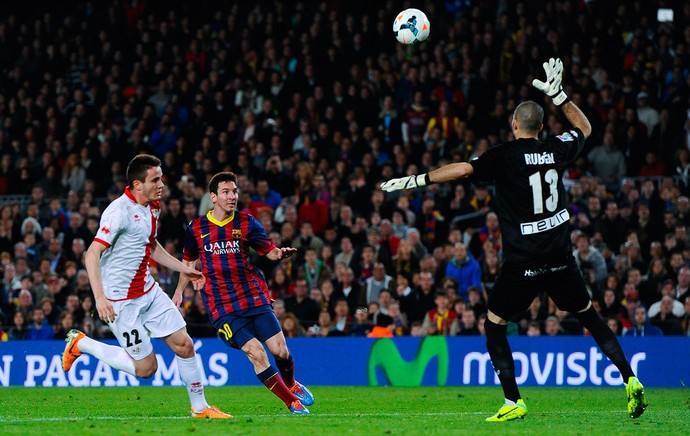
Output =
[{"x1": 488, "y1": 253, "x2": 591, "y2": 321}]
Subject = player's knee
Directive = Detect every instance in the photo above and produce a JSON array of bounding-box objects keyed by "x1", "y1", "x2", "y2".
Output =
[
  {"x1": 172, "y1": 336, "x2": 195, "y2": 358},
  {"x1": 275, "y1": 346, "x2": 290, "y2": 361},
  {"x1": 136, "y1": 360, "x2": 158, "y2": 378},
  {"x1": 244, "y1": 343, "x2": 267, "y2": 364}
]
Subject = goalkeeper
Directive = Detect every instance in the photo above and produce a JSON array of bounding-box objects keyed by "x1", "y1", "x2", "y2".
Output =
[{"x1": 380, "y1": 58, "x2": 648, "y2": 422}]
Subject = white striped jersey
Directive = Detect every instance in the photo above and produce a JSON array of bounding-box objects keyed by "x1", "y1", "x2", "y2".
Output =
[{"x1": 93, "y1": 187, "x2": 161, "y2": 301}]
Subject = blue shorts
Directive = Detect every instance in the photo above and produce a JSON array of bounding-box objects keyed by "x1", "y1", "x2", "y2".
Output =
[{"x1": 212, "y1": 305, "x2": 281, "y2": 350}]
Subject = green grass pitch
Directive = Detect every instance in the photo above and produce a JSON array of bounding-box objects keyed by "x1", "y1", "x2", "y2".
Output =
[{"x1": 1, "y1": 386, "x2": 689, "y2": 435}]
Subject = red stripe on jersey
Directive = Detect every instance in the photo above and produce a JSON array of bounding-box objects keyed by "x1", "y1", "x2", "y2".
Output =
[
  {"x1": 107, "y1": 282, "x2": 155, "y2": 302},
  {"x1": 242, "y1": 214, "x2": 264, "y2": 308},
  {"x1": 94, "y1": 237, "x2": 111, "y2": 248},
  {"x1": 237, "y1": 214, "x2": 252, "y2": 310},
  {"x1": 126, "y1": 206, "x2": 157, "y2": 299},
  {"x1": 198, "y1": 218, "x2": 219, "y2": 320}
]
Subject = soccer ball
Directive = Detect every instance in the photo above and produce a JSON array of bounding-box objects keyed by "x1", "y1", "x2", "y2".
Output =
[{"x1": 393, "y1": 8, "x2": 430, "y2": 45}]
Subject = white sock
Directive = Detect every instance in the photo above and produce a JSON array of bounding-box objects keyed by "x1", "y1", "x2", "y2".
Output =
[
  {"x1": 504, "y1": 398, "x2": 516, "y2": 406},
  {"x1": 78, "y1": 336, "x2": 136, "y2": 376},
  {"x1": 177, "y1": 355, "x2": 209, "y2": 412}
]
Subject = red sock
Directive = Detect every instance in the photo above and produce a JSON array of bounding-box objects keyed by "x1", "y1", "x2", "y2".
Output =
[
  {"x1": 276, "y1": 354, "x2": 295, "y2": 388},
  {"x1": 257, "y1": 366, "x2": 297, "y2": 407}
]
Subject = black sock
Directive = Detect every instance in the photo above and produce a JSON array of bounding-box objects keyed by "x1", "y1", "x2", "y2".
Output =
[
  {"x1": 485, "y1": 320, "x2": 521, "y2": 402},
  {"x1": 575, "y1": 306, "x2": 635, "y2": 380}
]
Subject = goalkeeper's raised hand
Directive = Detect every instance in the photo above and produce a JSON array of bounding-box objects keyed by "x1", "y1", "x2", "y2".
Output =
[
  {"x1": 379, "y1": 174, "x2": 429, "y2": 192},
  {"x1": 532, "y1": 57, "x2": 569, "y2": 106}
]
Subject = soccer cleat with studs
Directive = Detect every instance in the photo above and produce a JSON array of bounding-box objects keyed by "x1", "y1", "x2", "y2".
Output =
[
  {"x1": 289, "y1": 400, "x2": 310, "y2": 415},
  {"x1": 626, "y1": 376, "x2": 648, "y2": 419},
  {"x1": 486, "y1": 399, "x2": 527, "y2": 422},
  {"x1": 62, "y1": 329, "x2": 86, "y2": 372},
  {"x1": 191, "y1": 406, "x2": 233, "y2": 419},
  {"x1": 290, "y1": 381, "x2": 315, "y2": 406}
]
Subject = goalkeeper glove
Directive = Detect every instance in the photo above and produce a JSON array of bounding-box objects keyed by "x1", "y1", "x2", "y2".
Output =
[
  {"x1": 532, "y1": 57, "x2": 569, "y2": 106},
  {"x1": 380, "y1": 174, "x2": 429, "y2": 192}
]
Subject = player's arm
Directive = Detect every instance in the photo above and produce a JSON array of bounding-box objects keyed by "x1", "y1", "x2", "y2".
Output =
[
  {"x1": 560, "y1": 101, "x2": 591, "y2": 139},
  {"x1": 247, "y1": 214, "x2": 297, "y2": 261},
  {"x1": 172, "y1": 258, "x2": 199, "y2": 308},
  {"x1": 532, "y1": 57, "x2": 592, "y2": 139},
  {"x1": 150, "y1": 240, "x2": 205, "y2": 290},
  {"x1": 84, "y1": 240, "x2": 116, "y2": 323},
  {"x1": 379, "y1": 162, "x2": 474, "y2": 192}
]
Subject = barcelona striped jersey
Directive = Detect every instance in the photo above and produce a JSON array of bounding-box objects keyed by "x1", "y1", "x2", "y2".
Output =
[{"x1": 182, "y1": 210, "x2": 275, "y2": 321}]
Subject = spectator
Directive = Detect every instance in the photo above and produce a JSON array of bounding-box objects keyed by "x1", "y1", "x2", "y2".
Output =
[
  {"x1": 351, "y1": 306, "x2": 373, "y2": 336},
  {"x1": 8, "y1": 310, "x2": 28, "y2": 340},
  {"x1": 284, "y1": 277, "x2": 322, "y2": 328},
  {"x1": 272, "y1": 300, "x2": 286, "y2": 323},
  {"x1": 334, "y1": 236, "x2": 356, "y2": 270},
  {"x1": 329, "y1": 299, "x2": 354, "y2": 336},
  {"x1": 281, "y1": 313, "x2": 306, "y2": 338},
  {"x1": 587, "y1": 132, "x2": 627, "y2": 192},
  {"x1": 364, "y1": 262, "x2": 394, "y2": 305},
  {"x1": 526, "y1": 321, "x2": 542, "y2": 337},
  {"x1": 625, "y1": 306, "x2": 663, "y2": 337},
  {"x1": 422, "y1": 291, "x2": 459, "y2": 336},
  {"x1": 573, "y1": 233, "x2": 608, "y2": 293},
  {"x1": 302, "y1": 247, "x2": 333, "y2": 291},
  {"x1": 458, "y1": 309, "x2": 479, "y2": 336},
  {"x1": 15, "y1": 289, "x2": 34, "y2": 320},
  {"x1": 635, "y1": 93, "x2": 660, "y2": 138},
  {"x1": 53, "y1": 311, "x2": 76, "y2": 340},
  {"x1": 647, "y1": 280, "x2": 685, "y2": 318},
  {"x1": 650, "y1": 296, "x2": 682, "y2": 335},
  {"x1": 444, "y1": 242, "x2": 482, "y2": 302},
  {"x1": 544, "y1": 316, "x2": 564, "y2": 336},
  {"x1": 398, "y1": 271, "x2": 436, "y2": 325},
  {"x1": 26, "y1": 307, "x2": 54, "y2": 340},
  {"x1": 269, "y1": 267, "x2": 293, "y2": 301}
]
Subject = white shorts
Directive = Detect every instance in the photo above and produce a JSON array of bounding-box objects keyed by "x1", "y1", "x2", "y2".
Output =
[{"x1": 108, "y1": 284, "x2": 186, "y2": 361}]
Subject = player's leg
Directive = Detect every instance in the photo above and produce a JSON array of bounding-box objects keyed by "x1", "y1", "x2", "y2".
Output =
[
  {"x1": 234, "y1": 310, "x2": 309, "y2": 415},
  {"x1": 148, "y1": 288, "x2": 231, "y2": 419},
  {"x1": 240, "y1": 336, "x2": 308, "y2": 414},
  {"x1": 63, "y1": 298, "x2": 147, "y2": 376},
  {"x1": 484, "y1": 265, "x2": 534, "y2": 422},
  {"x1": 549, "y1": 263, "x2": 647, "y2": 418},
  {"x1": 265, "y1": 330, "x2": 315, "y2": 406}
]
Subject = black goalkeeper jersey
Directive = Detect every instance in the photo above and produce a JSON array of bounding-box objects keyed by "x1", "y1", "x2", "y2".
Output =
[{"x1": 470, "y1": 128, "x2": 585, "y2": 263}]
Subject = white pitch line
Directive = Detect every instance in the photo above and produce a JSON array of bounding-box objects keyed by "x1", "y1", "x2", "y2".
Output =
[{"x1": 0, "y1": 410, "x2": 624, "y2": 423}]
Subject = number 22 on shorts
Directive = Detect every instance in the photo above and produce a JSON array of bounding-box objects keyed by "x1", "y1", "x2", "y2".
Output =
[{"x1": 218, "y1": 323, "x2": 233, "y2": 340}]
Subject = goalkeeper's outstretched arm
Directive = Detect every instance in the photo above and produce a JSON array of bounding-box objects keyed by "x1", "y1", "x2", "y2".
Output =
[{"x1": 379, "y1": 162, "x2": 473, "y2": 192}]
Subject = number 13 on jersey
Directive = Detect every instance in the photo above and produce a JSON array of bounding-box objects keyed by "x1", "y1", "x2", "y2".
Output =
[{"x1": 528, "y1": 169, "x2": 559, "y2": 214}]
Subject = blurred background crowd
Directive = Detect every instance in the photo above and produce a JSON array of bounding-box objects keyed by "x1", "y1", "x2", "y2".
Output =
[{"x1": 1, "y1": 0, "x2": 690, "y2": 341}]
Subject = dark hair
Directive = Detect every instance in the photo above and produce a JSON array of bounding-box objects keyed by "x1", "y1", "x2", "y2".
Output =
[
  {"x1": 208, "y1": 172, "x2": 238, "y2": 194},
  {"x1": 513, "y1": 101, "x2": 544, "y2": 134},
  {"x1": 126, "y1": 154, "x2": 161, "y2": 188}
]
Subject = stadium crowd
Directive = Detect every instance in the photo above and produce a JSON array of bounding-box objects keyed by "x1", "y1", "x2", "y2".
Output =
[{"x1": 1, "y1": 0, "x2": 690, "y2": 342}]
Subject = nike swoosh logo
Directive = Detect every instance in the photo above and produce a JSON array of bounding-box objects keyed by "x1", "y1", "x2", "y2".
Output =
[
  {"x1": 496, "y1": 407, "x2": 518, "y2": 419},
  {"x1": 201, "y1": 232, "x2": 211, "y2": 238}
]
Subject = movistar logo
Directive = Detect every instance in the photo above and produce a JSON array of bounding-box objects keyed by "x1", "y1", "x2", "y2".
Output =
[{"x1": 367, "y1": 337, "x2": 449, "y2": 386}]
